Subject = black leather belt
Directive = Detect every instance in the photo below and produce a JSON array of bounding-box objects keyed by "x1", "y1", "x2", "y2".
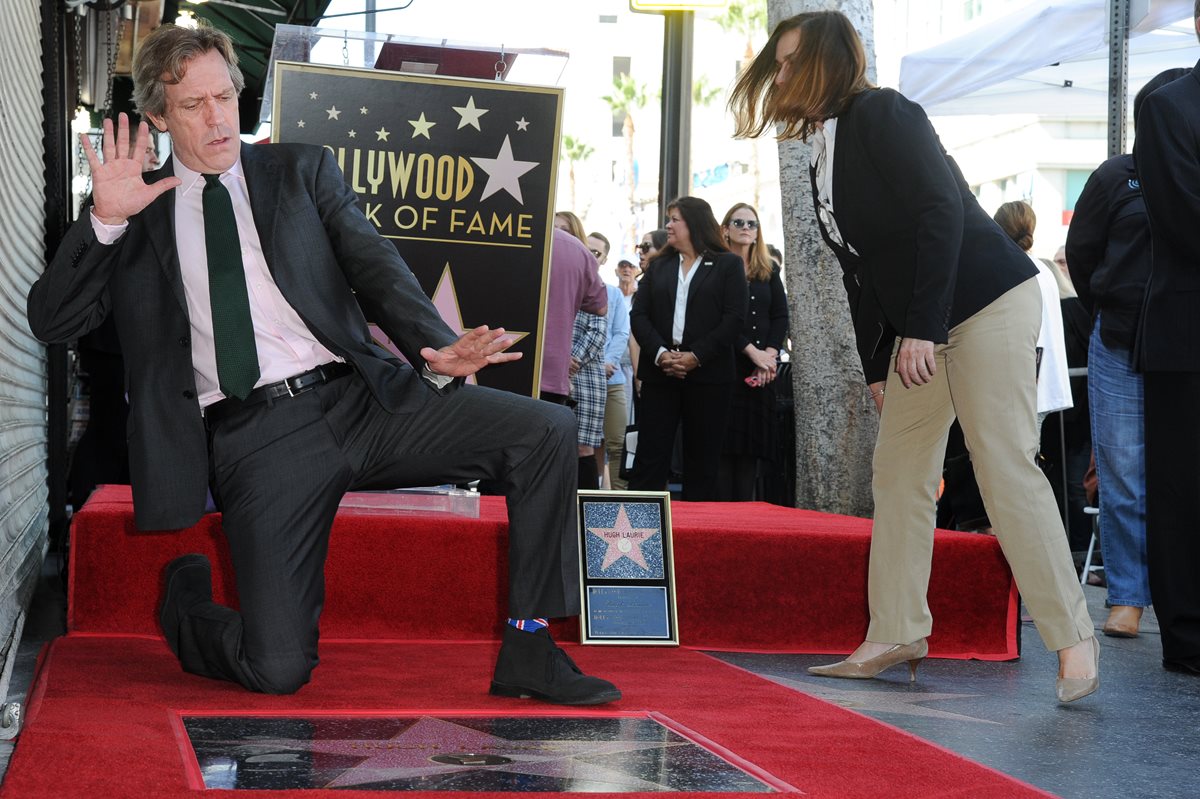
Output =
[{"x1": 204, "y1": 361, "x2": 353, "y2": 424}]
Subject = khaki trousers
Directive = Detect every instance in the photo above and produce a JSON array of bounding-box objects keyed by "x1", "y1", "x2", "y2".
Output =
[
  {"x1": 604, "y1": 383, "x2": 629, "y2": 490},
  {"x1": 868, "y1": 277, "x2": 1093, "y2": 652}
]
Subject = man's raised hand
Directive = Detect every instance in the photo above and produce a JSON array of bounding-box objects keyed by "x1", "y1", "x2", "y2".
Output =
[
  {"x1": 420, "y1": 325, "x2": 522, "y2": 378},
  {"x1": 83, "y1": 113, "x2": 181, "y2": 226}
]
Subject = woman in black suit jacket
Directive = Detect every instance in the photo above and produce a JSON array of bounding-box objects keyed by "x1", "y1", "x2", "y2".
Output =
[
  {"x1": 717, "y1": 202, "x2": 789, "y2": 501},
  {"x1": 731, "y1": 11, "x2": 1097, "y2": 701},
  {"x1": 628, "y1": 197, "x2": 748, "y2": 500}
]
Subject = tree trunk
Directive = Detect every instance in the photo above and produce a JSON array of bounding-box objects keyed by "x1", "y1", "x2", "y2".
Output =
[{"x1": 768, "y1": 0, "x2": 878, "y2": 517}]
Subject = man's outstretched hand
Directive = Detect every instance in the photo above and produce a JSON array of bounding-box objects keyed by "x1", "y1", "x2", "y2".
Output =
[
  {"x1": 421, "y1": 325, "x2": 522, "y2": 377},
  {"x1": 83, "y1": 113, "x2": 181, "y2": 226}
]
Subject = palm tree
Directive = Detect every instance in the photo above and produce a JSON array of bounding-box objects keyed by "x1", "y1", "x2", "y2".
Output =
[
  {"x1": 714, "y1": 0, "x2": 768, "y2": 209},
  {"x1": 560, "y1": 134, "x2": 594, "y2": 212},
  {"x1": 714, "y1": 0, "x2": 768, "y2": 64},
  {"x1": 601, "y1": 72, "x2": 651, "y2": 253}
]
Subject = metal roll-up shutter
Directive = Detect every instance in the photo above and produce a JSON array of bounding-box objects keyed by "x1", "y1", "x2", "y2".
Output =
[{"x1": 0, "y1": 0, "x2": 50, "y2": 701}]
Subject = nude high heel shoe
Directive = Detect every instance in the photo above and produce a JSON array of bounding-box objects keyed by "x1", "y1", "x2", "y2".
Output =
[
  {"x1": 1056, "y1": 636, "x2": 1100, "y2": 703},
  {"x1": 808, "y1": 639, "x2": 929, "y2": 681}
]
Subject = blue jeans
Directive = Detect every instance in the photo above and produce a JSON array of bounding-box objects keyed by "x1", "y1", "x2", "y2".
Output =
[{"x1": 1088, "y1": 316, "x2": 1151, "y2": 607}]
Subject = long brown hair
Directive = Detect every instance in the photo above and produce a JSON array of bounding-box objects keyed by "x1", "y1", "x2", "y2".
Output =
[
  {"x1": 553, "y1": 210, "x2": 588, "y2": 245},
  {"x1": 729, "y1": 11, "x2": 872, "y2": 142},
  {"x1": 721, "y1": 203, "x2": 773, "y2": 282}
]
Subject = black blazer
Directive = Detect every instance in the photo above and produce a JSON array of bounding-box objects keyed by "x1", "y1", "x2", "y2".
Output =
[
  {"x1": 813, "y1": 88, "x2": 1035, "y2": 383},
  {"x1": 629, "y1": 251, "x2": 747, "y2": 385},
  {"x1": 1133, "y1": 60, "x2": 1200, "y2": 372},
  {"x1": 1065, "y1": 153, "x2": 1150, "y2": 352},
  {"x1": 28, "y1": 143, "x2": 458, "y2": 531},
  {"x1": 736, "y1": 266, "x2": 788, "y2": 376}
]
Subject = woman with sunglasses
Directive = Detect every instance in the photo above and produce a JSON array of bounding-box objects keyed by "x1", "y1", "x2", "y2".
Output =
[
  {"x1": 626, "y1": 230, "x2": 666, "y2": 402},
  {"x1": 627, "y1": 197, "x2": 747, "y2": 500},
  {"x1": 729, "y1": 11, "x2": 1097, "y2": 702},
  {"x1": 637, "y1": 229, "x2": 668, "y2": 275},
  {"x1": 718, "y1": 203, "x2": 788, "y2": 501}
]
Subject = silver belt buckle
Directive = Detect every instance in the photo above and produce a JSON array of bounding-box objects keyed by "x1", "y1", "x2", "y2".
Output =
[{"x1": 285, "y1": 365, "x2": 323, "y2": 397}]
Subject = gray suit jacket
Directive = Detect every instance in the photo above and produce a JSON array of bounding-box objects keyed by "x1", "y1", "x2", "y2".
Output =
[{"x1": 29, "y1": 143, "x2": 458, "y2": 531}]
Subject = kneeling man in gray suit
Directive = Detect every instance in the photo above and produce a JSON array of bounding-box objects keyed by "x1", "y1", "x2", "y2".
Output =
[{"x1": 28, "y1": 23, "x2": 618, "y2": 705}]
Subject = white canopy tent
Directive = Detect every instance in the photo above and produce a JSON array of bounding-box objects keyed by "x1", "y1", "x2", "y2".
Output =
[{"x1": 899, "y1": 0, "x2": 1199, "y2": 117}]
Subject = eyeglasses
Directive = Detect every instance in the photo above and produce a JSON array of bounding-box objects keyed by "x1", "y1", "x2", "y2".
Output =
[
  {"x1": 730, "y1": 219, "x2": 759, "y2": 230},
  {"x1": 589, "y1": 249, "x2": 604, "y2": 258},
  {"x1": 636, "y1": 242, "x2": 652, "y2": 254}
]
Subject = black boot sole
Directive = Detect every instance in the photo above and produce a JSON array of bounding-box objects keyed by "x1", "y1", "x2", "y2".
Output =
[
  {"x1": 160, "y1": 554, "x2": 212, "y2": 655},
  {"x1": 489, "y1": 680, "x2": 622, "y2": 706}
]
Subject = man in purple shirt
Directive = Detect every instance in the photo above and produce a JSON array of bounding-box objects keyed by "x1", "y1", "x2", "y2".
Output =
[{"x1": 539, "y1": 228, "x2": 608, "y2": 401}]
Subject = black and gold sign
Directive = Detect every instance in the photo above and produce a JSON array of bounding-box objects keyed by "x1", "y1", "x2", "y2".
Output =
[{"x1": 272, "y1": 62, "x2": 563, "y2": 397}]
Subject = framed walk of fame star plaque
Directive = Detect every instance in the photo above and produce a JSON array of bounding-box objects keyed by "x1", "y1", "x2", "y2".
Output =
[{"x1": 577, "y1": 490, "x2": 678, "y2": 645}]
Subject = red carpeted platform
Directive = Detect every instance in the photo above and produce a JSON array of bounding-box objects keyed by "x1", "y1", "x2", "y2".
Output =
[
  {"x1": 0, "y1": 636, "x2": 1053, "y2": 798},
  {"x1": 68, "y1": 486, "x2": 1018, "y2": 659}
]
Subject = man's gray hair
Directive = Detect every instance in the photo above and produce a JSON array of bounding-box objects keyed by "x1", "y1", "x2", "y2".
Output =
[{"x1": 132, "y1": 23, "x2": 244, "y2": 122}]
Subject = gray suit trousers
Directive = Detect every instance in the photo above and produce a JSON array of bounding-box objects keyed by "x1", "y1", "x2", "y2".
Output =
[{"x1": 177, "y1": 372, "x2": 579, "y2": 694}]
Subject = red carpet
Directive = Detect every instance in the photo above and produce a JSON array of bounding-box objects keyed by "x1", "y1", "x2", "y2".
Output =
[
  {"x1": 68, "y1": 486, "x2": 1018, "y2": 659},
  {"x1": 0, "y1": 635, "x2": 1052, "y2": 798}
]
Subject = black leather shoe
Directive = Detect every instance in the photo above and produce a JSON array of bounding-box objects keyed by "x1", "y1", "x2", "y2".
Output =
[
  {"x1": 1163, "y1": 658, "x2": 1200, "y2": 676},
  {"x1": 490, "y1": 625, "x2": 621, "y2": 705},
  {"x1": 160, "y1": 554, "x2": 213, "y2": 656}
]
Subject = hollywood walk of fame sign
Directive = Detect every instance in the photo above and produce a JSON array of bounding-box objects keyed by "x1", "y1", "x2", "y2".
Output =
[
  {"x1": 577, "y1": 490, "x2": 678, "y2": 646},
  {"x1": 272, "y1": 62, "x2": 562, "y2": 397}
]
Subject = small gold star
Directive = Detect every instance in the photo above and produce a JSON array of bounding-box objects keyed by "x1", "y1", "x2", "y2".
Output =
[
  {"x1": 452, "y1": 96, "x2": 489, "y2": 130},
  {"x1": 409, "y1": 112, "x2": 436, "y2": 139}
]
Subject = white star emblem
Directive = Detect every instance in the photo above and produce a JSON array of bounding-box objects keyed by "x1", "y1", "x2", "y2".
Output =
[
  {"x1": 309, "y1": 91, "x2": 318, "y2": 100},
  {"x1": 452, "y1": 96, "x2": 489, "y2": 130},
  {"x1": 348, "y1": 130, "x2": 357, "y2": 138},
  {"x1": 359, "y1": 106, "x2": 369, "y2": 114},
  {"x1": 516, "y1": 117, "x2": 530, "y2": 131},
  {"x1": 470, "y1": 135, "x2": 539, "y2": 203},
  {"x1": 409, "y1": 112, "x2": 436, "y2": 139},
  {"x1": 376, "y1": 127, "x2": 390, "y2": 142},
  {"x1": 296, "y1": 119, "x2": 305, "y2": 128},
  {"x1": 326, "y1": 105, "x2": 341, "y2": 120}
]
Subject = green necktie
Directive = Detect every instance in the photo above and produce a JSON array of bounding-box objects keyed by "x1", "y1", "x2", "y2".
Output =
[{"x1": 203, "y1": 173, "x2": 260, "y2": 400}]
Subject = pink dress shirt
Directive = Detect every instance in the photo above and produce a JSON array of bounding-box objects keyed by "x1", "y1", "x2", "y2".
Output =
[{"x1": 93, "y1": 157, "x2": 340, "y2": 407}]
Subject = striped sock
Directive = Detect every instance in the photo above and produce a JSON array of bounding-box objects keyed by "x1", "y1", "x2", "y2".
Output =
[{"x1": 507, "y1": 617, "x2": 549, "y2": 633}]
